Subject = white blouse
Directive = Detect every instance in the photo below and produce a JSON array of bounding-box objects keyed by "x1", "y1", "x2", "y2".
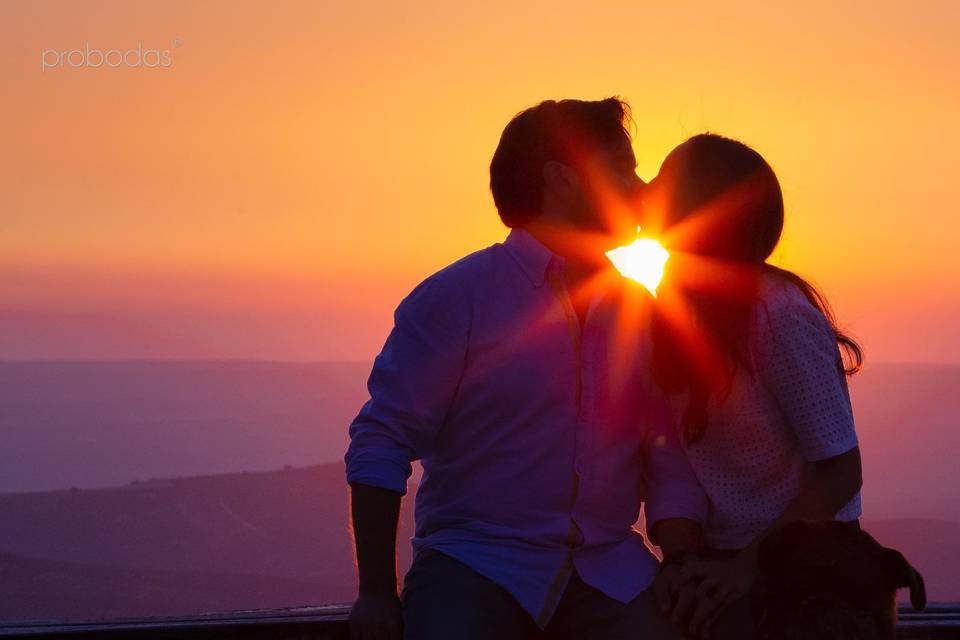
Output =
[{"x1": 656, "y1": 273, "x2": 861, "y2": 550}]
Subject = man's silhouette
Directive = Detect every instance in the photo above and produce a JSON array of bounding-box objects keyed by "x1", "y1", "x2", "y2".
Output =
[{"x1": 345, "y1": 98, "x2": 706, "y2": 640}]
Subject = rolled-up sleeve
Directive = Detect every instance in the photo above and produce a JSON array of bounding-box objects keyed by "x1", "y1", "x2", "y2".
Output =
[
  {"x1": 344, "y1": 272, "x2": 471, "y2": 494},
  {"x1": 759, "y1": 300, "x2": 859, "y2": 462},
  {"x1": 642, "y1": 398, "x2": 709, "y2": 538}
]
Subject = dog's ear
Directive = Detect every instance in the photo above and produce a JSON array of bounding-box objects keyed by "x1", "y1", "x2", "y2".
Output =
[{"x1": 880, "y1": 548, "x2": 927, "y2": 611}]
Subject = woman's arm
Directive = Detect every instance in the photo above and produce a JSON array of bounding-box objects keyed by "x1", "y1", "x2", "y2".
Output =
[
  {"x1": 674, "y1": 446, "x2": 861, "y2": 636},
  {"x1": 744, "y1": 294, "x2": 864, "y2": 554},
  {"x1": 774, "y1": 445, "x2": 862, "y2": 526},
  {"x1": 676, "y1": 297, "x2": 864, "y2": 637},
  {"x1": 728, "y1": 444, "x2": 862, "y2": 568}
]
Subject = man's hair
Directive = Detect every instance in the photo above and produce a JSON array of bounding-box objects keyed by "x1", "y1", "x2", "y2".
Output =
[{"x1": 489, "y1": 97, "x2": 632, "y2": 228}]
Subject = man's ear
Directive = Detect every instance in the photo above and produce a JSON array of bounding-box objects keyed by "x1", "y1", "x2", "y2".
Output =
[
  {"x1": 542, "y1": 161, "x2": 580, "y2": 198},
  {"x1": 881, "y1": 548, "x2": 927, "y2": 611}
]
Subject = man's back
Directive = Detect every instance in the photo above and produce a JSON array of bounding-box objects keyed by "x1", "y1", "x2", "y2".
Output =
[
  {"x1": 346, "y1": 228, "x2": 705, "y2": 625},
  {"x1": 346, "y1": 97, "x2": 704, "y2": 640}
]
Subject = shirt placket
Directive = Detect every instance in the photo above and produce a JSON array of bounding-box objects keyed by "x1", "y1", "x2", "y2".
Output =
[
  {"x1": 537, "y1": 260, "x2": 587, "y2": 627},
  {"x1": 545, "y1": 263, "x2": 583, "y2": 414}
]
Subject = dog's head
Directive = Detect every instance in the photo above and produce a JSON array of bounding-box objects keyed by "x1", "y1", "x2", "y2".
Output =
[{"x1": 755, "y1": 520, "x2": 925, "y2": 639}]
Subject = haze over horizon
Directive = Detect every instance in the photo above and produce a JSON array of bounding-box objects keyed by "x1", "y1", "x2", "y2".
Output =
[
  {"x1": 2, "y1": 1, "x2": 957, "y2": 627},
  {"x1": 2, "y1": 1, "x2": 959, "y2": 364},
  {"x1": 1, "y1": 361, "x2": 955, "y2": 522}
]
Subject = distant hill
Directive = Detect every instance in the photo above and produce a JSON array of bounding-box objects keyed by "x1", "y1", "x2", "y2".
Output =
[
  {"x1": 1, "y1": 359, "x2": 957, "y2": 621},
  {"x1": 0, "y1": 550, "x2": 331, "y2": 622},
  {"x1": 0, "y1": 360, "x2": 371, "y2": 492},
  {"x1": 0, "y1": 463, "x2": 954, "y2": 622},
  {"x1": 0, "y1": 464, "x2": 416, "y2": 621},
  {"x1": 2, "y1": 359, "x2": 959, "y2": 520},
  {"x1": 850, "y1": 362, "x2": 960, "y2": 523}
]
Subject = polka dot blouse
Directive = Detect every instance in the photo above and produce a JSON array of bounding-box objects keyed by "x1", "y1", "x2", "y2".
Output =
[{"x1": 659, "y1": 272, "x2": 861, "y2": 550}]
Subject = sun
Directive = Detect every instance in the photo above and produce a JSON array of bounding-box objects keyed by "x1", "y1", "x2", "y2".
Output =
[{"x1": 605, "y1": 236, "x2": 670, "y2": 296}]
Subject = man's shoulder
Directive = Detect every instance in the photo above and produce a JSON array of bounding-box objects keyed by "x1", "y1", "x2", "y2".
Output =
[
  {"x1": 400, "y1": 243, "x2": 506, "y2": 308},
  {"x1": 435, "y1": 243, "x2": 506, "y2": 280},
  {"x1": 416, "y1": 242, "x2": 507, "y2": 290}
]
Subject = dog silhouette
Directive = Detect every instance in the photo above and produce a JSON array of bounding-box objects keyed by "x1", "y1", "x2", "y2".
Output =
[{"x1": 754, "y1": 520, "x2": 926, "y2": 640}]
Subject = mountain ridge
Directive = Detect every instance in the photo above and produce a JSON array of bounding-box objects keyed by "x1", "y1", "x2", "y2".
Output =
[{"x1": 0, "y1": 462, "x2": 955, "y2": 622}]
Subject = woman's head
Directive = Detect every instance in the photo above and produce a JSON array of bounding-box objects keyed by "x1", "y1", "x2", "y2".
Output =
[
  {"x1": 647, "y1": 134, "x2": 862, "y2": 444},
  {"x1": 644, "y1": 133, "x2": 784, "y2": 265}
]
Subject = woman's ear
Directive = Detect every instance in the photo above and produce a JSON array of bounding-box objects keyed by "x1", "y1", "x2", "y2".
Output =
[
  {"x1": 881, "y1": 548, "x2": 927, "y2": 611},
  {"x1": 542, "y1": 161, "x2": 580, "y2": 199}
]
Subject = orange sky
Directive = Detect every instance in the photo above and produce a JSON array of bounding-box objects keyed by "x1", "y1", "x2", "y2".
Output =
[{"x1": 1, "y1": 1, "x2": 958, "y2": 362}]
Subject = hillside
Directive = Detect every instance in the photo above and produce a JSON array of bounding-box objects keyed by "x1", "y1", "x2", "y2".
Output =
[
  {"x1": 0, "y1": 550, "x2": 330, "y2": 622},
  {"x1": 0, "y1": 464, "x2": 415, "y2": 621},
  {"x1": 0, "y1": 360, "x2": 370, "y2": 492},
  {"x1": 0, "y1": 359, "x2": 957, "y2": 621},
  {"x1": 0, "y1": 463, "x2": 955, "y2": 622},
  {"x1": 2, "y1": 360, "x2": 959, "y2": 520}
]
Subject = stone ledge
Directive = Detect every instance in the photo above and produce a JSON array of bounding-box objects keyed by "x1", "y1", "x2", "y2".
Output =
[{"x1": 2, "y1": 604, "x2": 958, "y2": 639}]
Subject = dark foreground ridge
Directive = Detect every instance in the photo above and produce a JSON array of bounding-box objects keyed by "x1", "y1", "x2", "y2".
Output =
[{"x1": 1, "y1": 604, "x2": 959, "y2": 639}]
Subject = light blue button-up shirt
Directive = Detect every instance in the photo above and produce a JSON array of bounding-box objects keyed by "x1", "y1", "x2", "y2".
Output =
[{"x1": 345, "y1": 228, "x2": 707, "y2": 626}]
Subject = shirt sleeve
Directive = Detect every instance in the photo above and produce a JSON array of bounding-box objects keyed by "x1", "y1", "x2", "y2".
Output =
[
  {"x1": 758, "y1": 298, "x2": 859, "y2": 462},
  {"x1": 344, "y1": 272, "x2": 471, "y2": 494},
  {"x1": 642, "y1": 397, "x2": 710, "y2": 541}
]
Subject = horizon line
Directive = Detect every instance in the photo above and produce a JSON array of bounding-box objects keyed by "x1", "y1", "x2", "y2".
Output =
[{"x1": 1, "y1": 357, "x2": 958, "y2": 368}]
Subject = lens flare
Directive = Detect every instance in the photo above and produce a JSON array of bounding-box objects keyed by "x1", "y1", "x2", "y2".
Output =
[{"x1": 605, "y1": 237, "x2": 670, "y2": 296}]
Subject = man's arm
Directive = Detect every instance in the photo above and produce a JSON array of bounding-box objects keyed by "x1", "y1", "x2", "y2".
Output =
[
  {"x1": 642, "y1": 399, "x2": 709, "y2": 550},
  {"x1": 653, "y1": 518, "x2": 703, "y2": 559},
  {"x1": 642, "y1": 400, "x2": 709, "y2": 616},
  {"x1": 348, "y1": 483, "x2": 403, "y2": 640},
  {"x1": 344, "y1": 273, "x2": 471, "y2": 640},
  {"x1": 351, "y1": 483, "x2": 403, "y2": 594}
]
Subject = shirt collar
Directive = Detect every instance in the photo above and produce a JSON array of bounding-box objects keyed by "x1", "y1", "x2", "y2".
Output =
[{"x1": 503, "y1": 228, "x2": 559, "y2": 287}]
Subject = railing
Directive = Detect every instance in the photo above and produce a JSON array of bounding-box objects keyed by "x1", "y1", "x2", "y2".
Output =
[
  {"x1": 1, "y1": 604, "x2": 959, "y2": 639},
  {"x1": 899, "y1": 604, "x2": 960, "y2": 639},
  {"x1": 0, "y1": 606, "x2": 351, "y2": 639}
]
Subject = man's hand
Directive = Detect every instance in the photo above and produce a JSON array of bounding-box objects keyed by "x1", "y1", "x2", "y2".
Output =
[
  {"x1": 349, "y1": 589, "x2": 403, "y2": 640},
  {"x1": 671, "y1": 553, "x2": 756, "y2": 639},
  {"x1": 653, "y1": 555, "x2": 695, "y2": 616},
  {"x1": 653, "y1": 563, "x2": 685, "y2": 617}
]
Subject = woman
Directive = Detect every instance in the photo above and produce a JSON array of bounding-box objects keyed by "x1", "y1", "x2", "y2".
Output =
[{"x1": 642, "y1": 134, "x2": 864, "y2": 639}]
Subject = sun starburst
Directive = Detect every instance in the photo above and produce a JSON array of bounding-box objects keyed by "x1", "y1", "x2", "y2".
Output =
[{"x1": 605, "y1": 236, "x2": 670, "y2": 296}]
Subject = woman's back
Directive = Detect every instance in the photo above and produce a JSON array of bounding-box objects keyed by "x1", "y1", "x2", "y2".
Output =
[{"x1": 666, "y1": 271, "x2": 861, "y2": 549}]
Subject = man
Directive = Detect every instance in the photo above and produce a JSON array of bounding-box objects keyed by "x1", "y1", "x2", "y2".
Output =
[{"x1": 345, "y1": 97, "x2": 707, "y2": 640}]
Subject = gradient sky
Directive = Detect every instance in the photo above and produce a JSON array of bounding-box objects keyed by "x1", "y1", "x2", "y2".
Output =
[{"x1": 2, "y1": 1, "x2": 958, "y2": 362}]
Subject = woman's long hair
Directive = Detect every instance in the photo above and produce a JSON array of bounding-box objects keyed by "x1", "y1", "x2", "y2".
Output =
[{"x1": 649, "y1": 134, "x2": 862, "y2": 445}]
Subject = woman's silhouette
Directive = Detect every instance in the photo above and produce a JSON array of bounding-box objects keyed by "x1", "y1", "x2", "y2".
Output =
[{"x1": 643, "y1": 134, "x2": 864, "y2": 639}]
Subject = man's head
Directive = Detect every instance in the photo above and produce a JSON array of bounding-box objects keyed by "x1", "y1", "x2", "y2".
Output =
[{"x1": 489, "y1": 97, "x2": 642, "y2": 237}]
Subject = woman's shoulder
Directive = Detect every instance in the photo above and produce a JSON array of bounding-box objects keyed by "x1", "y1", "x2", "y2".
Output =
[
  {"x1": 755, "y1": 270, "x2": 828, "y2": 321},
  {"x1": 757, "y1": 270, "x2": 811, "y2": 310},
  {"x1": 750, "y1": 270, "x2": 835, "y2": 358}
]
